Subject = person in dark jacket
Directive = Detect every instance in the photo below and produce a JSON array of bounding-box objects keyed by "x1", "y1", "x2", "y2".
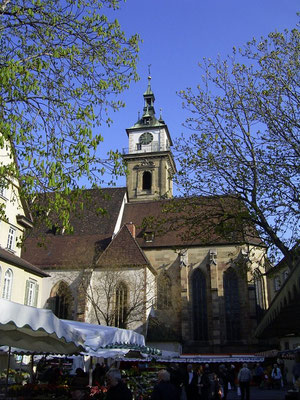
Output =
[
  {"x1": 151, "y1": 369, "x2": 180, "y2": 400},
  {"x1": 106, "y1": 368, "x2": 132, "y2": 400},
  {"x1": 200, "y1": 364, "x2": 212, "y2": 400},
  {"x1": 92, "y1": 363, "x2": 107, "y2": 386},
  {"x1": 183, "y1": 364, "x2": 198, "y2": 400},
  {"x1": 218, "y1": 364, "x2": 229, "y2": 400}
]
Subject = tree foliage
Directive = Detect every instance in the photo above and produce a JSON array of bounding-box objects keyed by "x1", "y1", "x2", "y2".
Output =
[
  {"x1": 0, "y1": 0, "x2": 139, "y2": 230},
  {"x1": 176, "y1": 23, "x2": 299, "y2": 265}
]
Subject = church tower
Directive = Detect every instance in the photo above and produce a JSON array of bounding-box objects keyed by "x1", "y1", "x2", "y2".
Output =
[{"x1": 123, "y1": 75, "x2": 176, "y2": 202}]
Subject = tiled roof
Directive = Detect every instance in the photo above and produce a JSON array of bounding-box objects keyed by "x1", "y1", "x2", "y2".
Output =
[
  {"x1": 22, "y1": 188, "x2": 127, "y2": 269},
  {"x1": 0, "y1": 247, "x2": 49, "y2": 277},
  {"x1": 122, "y1": 196, "x2": 263, "y2": 248},
  {"x1": 23, "y1": 234, "x2": 110, "y2": 269},
  {"x1": 96, "y1": 224, "x2": 155, "y2": 273},
  {"x1": 29, "y1": 188, "x2": 126, "y2": 237}
]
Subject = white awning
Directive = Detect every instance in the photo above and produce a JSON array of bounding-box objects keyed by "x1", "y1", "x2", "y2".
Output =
[
  {"x1": 62, "y1": 320, "x2": 145, "y2": 352},
  {"x1": 0, "y1": 299, "x2": 84, "y2": 354}
]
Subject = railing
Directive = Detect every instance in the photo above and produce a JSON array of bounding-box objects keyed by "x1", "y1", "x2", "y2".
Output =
[{"x1": 122, "y1": 142, "x2": 170, "y2": 155}]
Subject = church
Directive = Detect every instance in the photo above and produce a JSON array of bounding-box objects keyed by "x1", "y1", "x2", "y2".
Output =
[{"x1": 22, "y1": 77, "x2": 269, "y2": 355}]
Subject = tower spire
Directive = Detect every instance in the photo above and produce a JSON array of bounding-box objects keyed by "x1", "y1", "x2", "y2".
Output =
[{"x1": 143, "y1": 66, "x2": 155, "y2": 122}]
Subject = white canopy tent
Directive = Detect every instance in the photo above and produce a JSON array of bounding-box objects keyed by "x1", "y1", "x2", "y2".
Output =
[
  {"x1": 0, "y1": 299, "x2": 85, "y2": 354},
  {"x1": 62, "y1": 320, "x2": 145, "y2": 353}
]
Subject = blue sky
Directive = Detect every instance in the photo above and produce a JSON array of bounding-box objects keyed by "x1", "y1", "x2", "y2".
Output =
[{"x1": 100, "y1": 0, "x2": 299, "y2": 191}]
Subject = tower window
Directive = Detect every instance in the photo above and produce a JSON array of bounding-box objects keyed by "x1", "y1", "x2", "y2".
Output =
[{"x1": 142, "y1": 171, "x2": 152, "y2": 190}]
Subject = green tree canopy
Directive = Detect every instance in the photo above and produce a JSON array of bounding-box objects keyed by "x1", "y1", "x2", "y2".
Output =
[
  {"x1": 0, "y1": 0, "x2": 139, "y2": 231},
  {"x1": 176, "y1": 23, "x2": 299, "y2": 266}
]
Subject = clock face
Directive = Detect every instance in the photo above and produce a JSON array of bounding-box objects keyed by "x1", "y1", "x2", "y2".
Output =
[{"x1": 139, "y1": 132, "x2": 153, "y2": 145}]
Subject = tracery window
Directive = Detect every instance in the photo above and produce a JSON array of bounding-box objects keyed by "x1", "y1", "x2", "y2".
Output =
[
  {"x1": 47, "y1": 281, "x2": 72, "y2": 319},
  {"x1": 223, "y1": 268, "x2": 241, "y2": 341},
  {"x1": 253, "y1": 269, "x2": 266, "y2": 322},
  {"x1": 2, "y1": 268, "x2": 13, "y2": 300},
  {"x1": 142, "y1": 171, "x2": 152, "y2": 190},
  {"x1": 192, "y1": 269, "x2": 208, "y2": 341},
  {"x1": 157, "y1": 273, "x2": 172, "y2": 309},
  {"x1": 115, "y1": 282, "x2": 128, "y2": 328}
]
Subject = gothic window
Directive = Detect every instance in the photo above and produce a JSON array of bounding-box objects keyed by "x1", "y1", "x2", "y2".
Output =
[
  {"x1": 223, "y1": 268, "x2": 241, "y2": 341},
  {"x1": 142, "y1": 171, "x2": 152, "y2": 190},
  {"x1": 115, "y1": 282, "x2": 128, "y2": 328},
  {"x1": 157, "y1": 273, "x2": 172, "y2": 309},
  {"x1": 253, "y1": 269, "x2": 266, "y2": 322},
  {"x1": 47, "y1": 281, "x2": 72, "y2": 319},
  {"x1": 2, "y1": 268, "x2": 13, "y2": 300},
  {"x1": 192, "y1": 269, "x2": 208, "y2": 341}
]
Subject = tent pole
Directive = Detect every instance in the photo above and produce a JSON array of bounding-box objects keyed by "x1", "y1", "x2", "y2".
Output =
[
  {"x1": 5, "y1": 346, "x2": 11, "y2": 398},
  {"x1": 30, "y1": 355, "x2": 34, "y2": 383},
  {"x1": 89, "y1": 356, "x2": 93, "y2": 386}
]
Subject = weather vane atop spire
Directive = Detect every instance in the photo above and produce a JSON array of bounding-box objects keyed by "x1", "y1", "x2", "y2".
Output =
[{"x1": 148, "y1": 64, "x2": 152, "y2": 80}]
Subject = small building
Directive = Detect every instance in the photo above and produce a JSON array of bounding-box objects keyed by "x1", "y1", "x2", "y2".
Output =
[{"x1": 0, "y1": 140, "x2": 48, "y2": 306}]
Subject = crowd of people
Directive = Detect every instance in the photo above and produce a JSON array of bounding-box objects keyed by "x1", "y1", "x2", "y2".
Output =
[
  {"x1": 37, "y1": 358, "x2": 292, "y2": 400},
  {"x1": 67, "y1": 361, "x2": 285, "y2": 400}
]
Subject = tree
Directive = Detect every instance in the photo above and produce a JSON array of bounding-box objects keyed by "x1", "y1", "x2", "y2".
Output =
[
  {"x1": 176, "y1": 23, "x2": 299, "y2": 266},
  {"x1": 81, "y1": 266, "x2": 156, "y2": 332},
  {"x1": 0, "y1": 0, "x2": 139, "y2": 230}
]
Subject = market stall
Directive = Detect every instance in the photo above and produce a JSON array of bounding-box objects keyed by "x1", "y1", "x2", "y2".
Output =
[{"x1": 0, "y1": 299, "x2": 86, "y2": 398}]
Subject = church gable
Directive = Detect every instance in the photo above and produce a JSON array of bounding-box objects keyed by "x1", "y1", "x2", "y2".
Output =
[{"x1": 96, "y1": 223, "x2": 154, "y2": 271}]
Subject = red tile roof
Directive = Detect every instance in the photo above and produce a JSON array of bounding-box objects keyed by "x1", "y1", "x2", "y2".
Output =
[
  {"x1": 22, "y1": 188, "x2": 126, "y2": 269},
  {"x1": 122, "y1": 196, "x2": 263, "y2": 248}
]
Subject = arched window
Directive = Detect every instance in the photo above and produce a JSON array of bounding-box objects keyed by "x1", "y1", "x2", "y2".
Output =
[
  {"x1": 47, "y1": 281, "x2": 72, "y2": 319},
  {"x1": 142, "y1": 171, "x2": 152, "y2": 190},
  {"x1": 192, "y1": 269, "x2": 208, "y2": 341},
  {"x1": 115, "y1": 282, "x2": 128, "y2": 328},
  {"x1": 253, "y1": 269, "x2": 266, "y2": 322},
  {"x1": 2, "y1": 268, "x2": 13, "y2": 300},
  {"x1": 223, "y1": 268, "x2": 241, "y2": 341},
  {"x1": 157, "y1": 273, "x2": 172, "y2": 309}
]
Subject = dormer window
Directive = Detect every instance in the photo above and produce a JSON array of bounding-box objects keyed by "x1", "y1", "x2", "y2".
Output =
[{"x1": 144, "y1": 231, "x2": 154, "y2": 242}]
